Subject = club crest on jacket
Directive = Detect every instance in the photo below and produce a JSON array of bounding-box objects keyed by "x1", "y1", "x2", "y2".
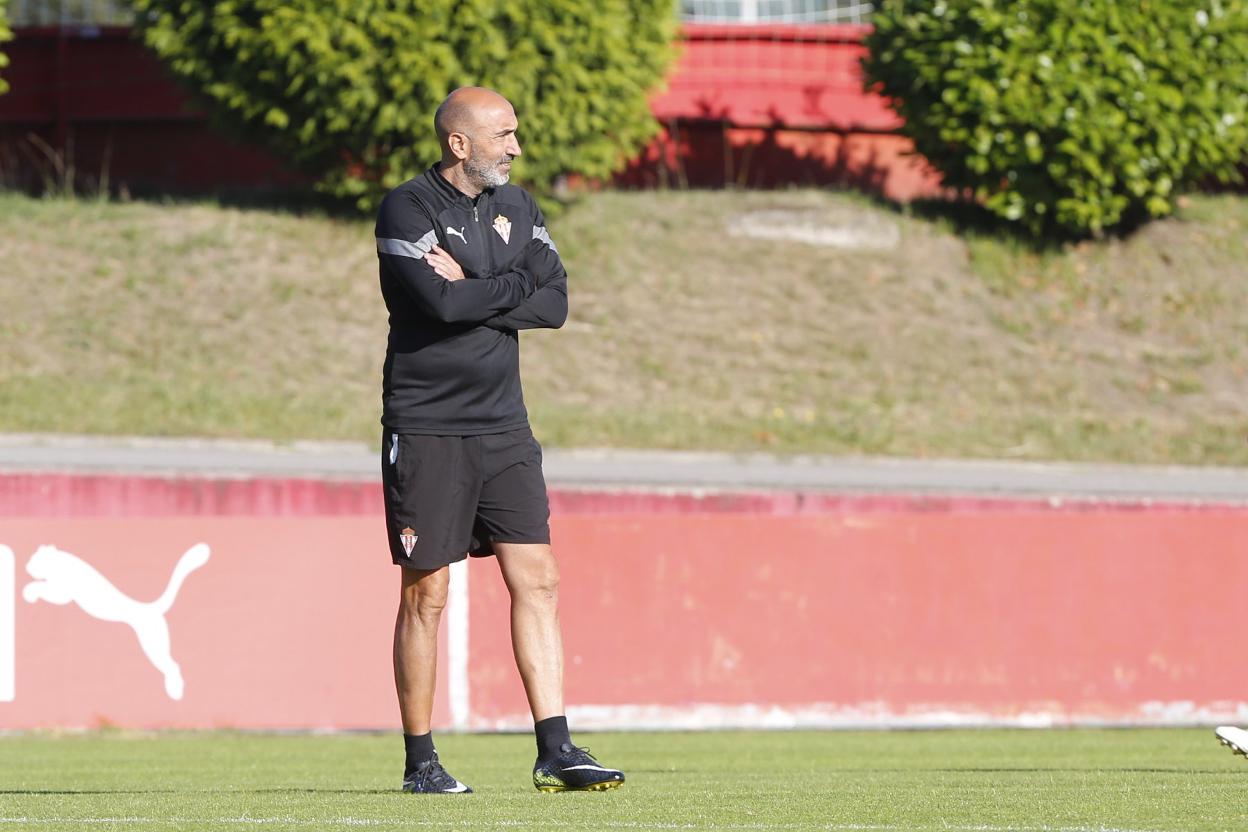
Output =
[{"x1": 493, "y1": 214, "x2": 512, "y2": 244}]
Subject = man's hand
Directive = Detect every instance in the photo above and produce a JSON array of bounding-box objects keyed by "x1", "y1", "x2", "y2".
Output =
[{"x1": 427, "y1": 245, "x2": 465, "y2": 282}]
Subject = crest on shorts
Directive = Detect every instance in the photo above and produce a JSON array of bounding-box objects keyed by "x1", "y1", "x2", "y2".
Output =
[
  {"x1": 400, "y1": 527, "x2": 418, "y2": 557},
  {"x1": 493, "y1": 214, "x2": 512, "y2": 244}
]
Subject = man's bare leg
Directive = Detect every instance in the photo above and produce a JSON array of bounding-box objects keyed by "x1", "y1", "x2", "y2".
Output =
[
  {"x1": 393, "y1": 564, "x2": 470, "y2": 793},
  {"x1": 496, "y1": 542, "x2": 624, "y2": 791},
  {"x1": 394, "y1": 564, "x2": 449, "y2": 734},
  {"x1": 494, "y1": 542, "x2": 564, "y2": 721}
]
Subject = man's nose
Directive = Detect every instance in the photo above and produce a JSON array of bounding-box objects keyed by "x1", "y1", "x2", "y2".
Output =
[{"x1": 507, "y1": 136, "x2": 522, "y2": 158}]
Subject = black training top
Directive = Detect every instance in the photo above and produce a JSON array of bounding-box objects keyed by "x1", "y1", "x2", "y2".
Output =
[{"x1": 375, "y1": 165, "x2": 568, "y2": 434}]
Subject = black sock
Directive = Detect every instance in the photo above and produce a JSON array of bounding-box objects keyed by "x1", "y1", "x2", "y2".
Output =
[
  {"x1": 535, "y1": 715, "x2": 572, "y2": 760},
  {"x1": 403, "y1": 732, "x2": 436, "y2": 776}
]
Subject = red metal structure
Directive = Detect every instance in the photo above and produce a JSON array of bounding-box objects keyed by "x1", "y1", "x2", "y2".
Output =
[
  {"x1": 0, "y1": 24, "x2": 942, "y2": 199},
  {"x1": 0, "y1": 25, "x2": 304, "y2": 194},
  {"x1": 621, "y1": 24, "x2": 940, "y2": 199}
]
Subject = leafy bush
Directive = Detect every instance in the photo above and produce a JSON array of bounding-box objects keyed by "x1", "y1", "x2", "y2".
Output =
[
  {"x1": 862, "y1": 0, "x2": 1248, "y2": 236},
  {"x1": 131, "y1": 0, "x2": 678, "y2": 208},
  {"x1": 0, "y1": 0, "x2": 12, "y2": 96}
]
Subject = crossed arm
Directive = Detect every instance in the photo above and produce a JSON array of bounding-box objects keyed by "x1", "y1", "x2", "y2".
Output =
[
  {"x1": 377, "y1": 192, "x2": 535, "y2": 324},
  {"x1": 482, "y1": 237, "x2": 568, "y2": 331},
  {"x1": 380, "y1": 239, "x2": 536, "y2": 324},
  {"x1": 427, "y1": 238, "x2": 567, "y2": 332},
  {"x1": 377, "y1": 192, "x2": 565, "y2": 330}
]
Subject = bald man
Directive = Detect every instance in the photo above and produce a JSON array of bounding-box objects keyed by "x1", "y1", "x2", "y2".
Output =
[{"x1": 373, "y1": 88, "x2": 624, "y2": 794}]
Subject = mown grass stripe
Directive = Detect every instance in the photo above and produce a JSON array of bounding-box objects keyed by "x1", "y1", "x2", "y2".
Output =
[{"x1": 0, "y1": 820, "x2": 1164, "y2": 831}]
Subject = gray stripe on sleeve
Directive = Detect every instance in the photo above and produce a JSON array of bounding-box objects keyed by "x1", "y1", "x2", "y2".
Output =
[
  {"x1": 377, "y1": 229, "x2": 438, "y2": 260},
  {"x1": 532, "y1": 225, "x2": 558, "y2": 254}
]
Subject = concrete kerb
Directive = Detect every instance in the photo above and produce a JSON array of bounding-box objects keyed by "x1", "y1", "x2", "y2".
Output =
[{"x1": 0, "y1": 433, "x2": 1247, "y2": 503}]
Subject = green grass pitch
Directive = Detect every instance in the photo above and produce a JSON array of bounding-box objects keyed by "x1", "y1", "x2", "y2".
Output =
[{"x1": 1, "y1": 729, "x2": 1244, "y2": 831}]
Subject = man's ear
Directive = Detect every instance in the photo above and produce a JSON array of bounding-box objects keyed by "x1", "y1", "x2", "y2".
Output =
[{"x1": 447, "y1": 132, "x2": 471, "y2": 161}]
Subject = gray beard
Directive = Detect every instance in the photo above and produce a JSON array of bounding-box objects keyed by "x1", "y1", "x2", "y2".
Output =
[{"x1": 465, "y1": 155, "x2": 510, "y2": 190}]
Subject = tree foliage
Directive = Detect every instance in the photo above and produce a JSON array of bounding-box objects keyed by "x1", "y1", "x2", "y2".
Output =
[
  {"x1": 0, "y1": 0, "x2": 12, "y2": 96},
  {"x1": 862, "y1": 0, "x2": 1248, "y2": 236},
  {"x1": 131, "y1": 0, "x2": 679, "y2": 208}
]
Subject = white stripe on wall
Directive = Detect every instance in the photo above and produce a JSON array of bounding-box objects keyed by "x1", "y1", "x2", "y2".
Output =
[
  {"x1": 465, "y1": 700, "x2": 1248, "y2": 732},
  {"x1": 447, "y1": 558, "x2": 470, "y2": 729},
  {"x1": 0, "y1": 545, "x2": 14, "y2": 702}
]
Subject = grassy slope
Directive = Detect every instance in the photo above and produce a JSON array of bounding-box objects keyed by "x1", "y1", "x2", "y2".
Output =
[
  {"x1": 0, "y1": 729, "x2": 1244, "y2": 831},
  {"x1": 1, "y1": 190, "x2": 1245, "y2": 465}
]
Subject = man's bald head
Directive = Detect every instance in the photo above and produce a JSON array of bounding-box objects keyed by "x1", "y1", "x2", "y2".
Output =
[
  {"x1": 435, "y1": 87, "x2": 514, "y2": 148},
  {"x1": 434, "y1": 86, "x2": 522, "y2": 195}
]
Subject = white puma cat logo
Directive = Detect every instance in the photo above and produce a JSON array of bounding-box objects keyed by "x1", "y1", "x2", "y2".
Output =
[
  {"x1": 22, "y1": 543, "x2": 210, "y2": 700},
  {"x1": 446, "y1": 226, "x2": 468, "y2": 244}
]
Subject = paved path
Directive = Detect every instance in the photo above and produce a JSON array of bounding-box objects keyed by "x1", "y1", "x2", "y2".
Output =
[{"x1": 1, "y1": 433, "x2": 1246, "y2": 502}]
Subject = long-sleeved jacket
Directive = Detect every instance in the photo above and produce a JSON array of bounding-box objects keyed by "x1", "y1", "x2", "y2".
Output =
[{"x1": 375, "y1": 165, "x2": 568, "y2": 434}]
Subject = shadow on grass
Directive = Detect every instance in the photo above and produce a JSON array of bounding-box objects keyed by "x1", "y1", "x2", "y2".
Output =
[{"x1": 138, "y1": 185, "x2": 367, "y2": 221}]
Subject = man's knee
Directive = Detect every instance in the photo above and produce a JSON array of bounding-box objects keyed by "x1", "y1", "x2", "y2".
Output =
[
  {"x1": 512, "y1": 549, "x2": 560, "y2": 602},
  {"x1": 399, "y1": 566, "x2": 451, "y2": 621}
]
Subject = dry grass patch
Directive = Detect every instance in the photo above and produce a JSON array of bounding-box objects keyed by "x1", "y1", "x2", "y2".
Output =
[
  {"x1": 0, "y1": 196, "x2": 384, "y2": 438},
  {"x1": 1, "y1": 190, "x2": 1245, "y2": 464}
]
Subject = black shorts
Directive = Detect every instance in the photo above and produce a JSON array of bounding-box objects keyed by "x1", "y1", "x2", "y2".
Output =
[{"x1": 381, "y1": 427, "x2": 551, "y2": 570}]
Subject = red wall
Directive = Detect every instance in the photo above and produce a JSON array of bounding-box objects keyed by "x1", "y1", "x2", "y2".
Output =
[
  {"x1": 623, "y1": 23, "x2": 940, "y2": 196},
  {"x1": 652, "y1": 24, "x2": 895, "y2": 131},
  {"x1": 2, "y1": 472, "x2": 1246, "y2": 731},
  {"x1": 0, "y1": 26, "x2": 304, "y2": 193},
  {"x1": 0, "y1": 25, "x2": 942, "y2": 199}
]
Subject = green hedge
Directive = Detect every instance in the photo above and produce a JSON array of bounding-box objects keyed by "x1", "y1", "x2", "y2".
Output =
[
  {"x1": 0, "y1": 0, "x2": 12, "y2": 96},
  {"x1": 863, "y1": 0, "x2": 1248, "y2": 236},
  {"x1": 131, "y1": 0, "x2": 678, "y2": 209}
]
